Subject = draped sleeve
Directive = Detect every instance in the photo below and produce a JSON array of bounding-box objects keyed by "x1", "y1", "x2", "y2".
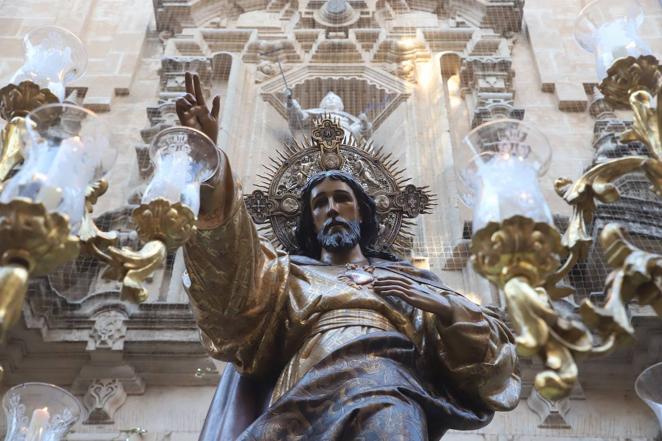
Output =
[
  {"x1": 182, "y1": 183, "x2": 290, "y2": 377},
  {"x1": 423, "y1": 291, "x2": 521, "y2": 411}
]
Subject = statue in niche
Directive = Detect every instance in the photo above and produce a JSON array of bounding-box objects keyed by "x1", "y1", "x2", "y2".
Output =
[
  {"x1": 286, "y1": 89, "x2": 374, "y2": 141},
  {"x1": 176, "y1": 72, "x2": 521, "y2": 440}
]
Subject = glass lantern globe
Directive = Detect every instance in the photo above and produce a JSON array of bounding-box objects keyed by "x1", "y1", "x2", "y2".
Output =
[
  {"x1": 10, "y1": 26, "x2": 88, "y2": 101},
  {"x1": 635, "y1": 362, "x2": 662, "y2": 431},
  {"x1": 458, "y1": 119, "x2": 554, "y2": 232},
  {"x1": 2, "y1": 382, "x2": 85, "y2": 441},
  {"x1": 0, "y1": 103, "x2": 115, "y2": 232},
  {"x1": 574, "y1": 0, "x2": 652, "y2": 81},
  {"x1": 142, "y1": 126, "x2": 220, "y2": 216}
]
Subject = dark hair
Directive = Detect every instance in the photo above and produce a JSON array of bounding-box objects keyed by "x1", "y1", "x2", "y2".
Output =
[{"x1": 294, "y1": 170, "x2": 397, "y2": 261}]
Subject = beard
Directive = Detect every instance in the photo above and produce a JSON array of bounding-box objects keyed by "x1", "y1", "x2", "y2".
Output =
[{"x1": 317, "y1": 218, "x2": 361, "y2": 253}]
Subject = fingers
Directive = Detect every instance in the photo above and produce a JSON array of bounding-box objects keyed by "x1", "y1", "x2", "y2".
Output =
[
  {"x1": 176, "y1": 97, "x2": 191, "y2": 122},
  {"x1": 374, "y1": 283, "x2": 408, "y2": 293},
  {"x1": 211, "y1": 96, "x2": 221, "y2": 120},
  {"x1": 373, "y1": 284, "x2": 406, "y2": 296},
  {"x1": 193, "y1": 74, "x2": 206, "y2": 106},
  {"x1": 175, "y1": 93, "x2": 195, "y2": 124},
  {"x1": 377, "y1": 289, "x2": 406, "y2": 298},
  {"x1": 185, "y1": 72, "x2": 194, "y2": 96},
  {"x1": 374, "y1": 276, "x2": 411, "y2": 290}
]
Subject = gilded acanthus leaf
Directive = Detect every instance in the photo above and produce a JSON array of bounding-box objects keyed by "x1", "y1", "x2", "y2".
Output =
[
  {"x1": 0, "y1": 80, "x2": 59, "y2": 121},
  {"x1": 0, "y1": 198, "x2": 79, "y2": 276}
]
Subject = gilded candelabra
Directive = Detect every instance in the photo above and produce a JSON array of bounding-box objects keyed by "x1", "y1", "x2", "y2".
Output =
[
  {"x1": 0, "y1": 120, "x2": 215, "y2": 340},
  {"x1": 467, "y1": 0, "x2": 662, "y2": 401},
  {"x1": 0, "y1": 27, "x2": 220, "y2": 389}
]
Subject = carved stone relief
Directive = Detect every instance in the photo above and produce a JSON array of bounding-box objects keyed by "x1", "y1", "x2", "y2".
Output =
[
  {"x1": 83, "y1": 379, "x2": 128, "y2": 425},
  {"x1": 88, "y1": 310, "x2": 128, "y2": 351}
]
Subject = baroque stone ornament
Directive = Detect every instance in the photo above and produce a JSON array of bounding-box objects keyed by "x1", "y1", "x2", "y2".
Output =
[
  {"x1": 244, "y1": 116, "x2": 435, "y2": 254},
  {"x1": 89, "y1": 311, "x2": 127, "y2": 351},
  {"x1": 83, "y1": 379, "x2": 128, "y2": 424},
  {"x1": 527, "y1": 387, "x2": 572, "y2": 429}
]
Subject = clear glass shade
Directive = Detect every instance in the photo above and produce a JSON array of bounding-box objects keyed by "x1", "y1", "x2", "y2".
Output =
[
  {"x1": 459, "y1": 119, "x2": 554, "y2": 232},
  {"x1": 2, "y1": 382, "x2": 85, "y2": 441},
  {"x1": 575, "y1": 0, "x2": 652, "y2": 81},
  {"x1": 142, "y1": 127, "x2": 220, "y2": 216},
  {"x1": 10, "y1": 26, "x2": 87, "y2": 101},
  {"x1": 635, "y1": 362, "x2": 662, "y2": 430},
  {"x1": 0, "y1": 104, "x2": 115, "y2": 232}
]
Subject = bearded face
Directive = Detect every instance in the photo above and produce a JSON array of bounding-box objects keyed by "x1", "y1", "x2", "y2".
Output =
[
  {"x1": 309, "y1": 177, "x2": 363, "y2": 255},
  {"x1": 316, "y1": 217, "x2": 361, "y2": 252}
]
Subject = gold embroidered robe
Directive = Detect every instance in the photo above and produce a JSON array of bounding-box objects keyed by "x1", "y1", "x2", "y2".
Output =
[{"x1": 183, "y1": 186, "x2": 521, "y2": 440}]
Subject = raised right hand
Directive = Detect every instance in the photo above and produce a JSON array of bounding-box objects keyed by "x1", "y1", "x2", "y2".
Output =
[{"x1": 175, "y1": 72, "x2": 221, "y2": 144}]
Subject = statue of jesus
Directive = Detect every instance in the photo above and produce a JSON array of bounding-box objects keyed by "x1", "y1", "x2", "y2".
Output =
[{"x1": 176, "y1": 72, "x2": 521, "y2": 441}]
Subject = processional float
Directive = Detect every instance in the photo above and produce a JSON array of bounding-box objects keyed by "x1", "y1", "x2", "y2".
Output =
[{"x1": 1, "y1": 0, "x2": 662, "y2": 436}]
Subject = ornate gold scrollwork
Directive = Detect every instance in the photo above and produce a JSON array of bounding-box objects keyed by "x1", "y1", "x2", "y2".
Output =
[
  {"x1": 518, "y1": 59, "x2": 662, "y2": 400},
  {"x1": 132, "y1": 198, "x2": 196, "y2": 249},
  {"x1": 554, "y1": 156, "x2": 652, "y2": 261},
  {"x1": 470, "y1": 216, "x2": 565, "y2": 288},
  {"x1": 0, "y1": 81, "x2": 59, "y2": 121},
  {"x1": 622, "y1": 89, "x2": 662, "y2": 160},
  {"x1": 0, "y1": 81, "x2": 59, "y2": 182},
  {"x1": 0, "y1": 198, "x2": 80, "y2": 340},
  {"x1": 0, "y1": 117, "x2": 28, "y2": 183},
  {"x1": 470, "y1": 216, "x2": 593, "y2": 400},
  {"x1": 80, "y1": 190, "x2": 195, "y2": 303},
  {"x1": 0, "y1": 264, "x2": 29, "y2": 343},
  {"x1": 599, "y1": 55, "x2": 662, "y2": 109},
  {"x1": 503, "y1": 277, "x2": 590, "y2": 401},
  {"x1": 581, "y1": 224, "x2": 662, "y2": 341},
  {"x1": 100, "y1": 240, "x2": 167, "y2": 304}
]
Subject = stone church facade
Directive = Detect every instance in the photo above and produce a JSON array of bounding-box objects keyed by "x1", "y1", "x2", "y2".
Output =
[{"x1": 0, "y1": 0, "x2": 661, "y2": 439}]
